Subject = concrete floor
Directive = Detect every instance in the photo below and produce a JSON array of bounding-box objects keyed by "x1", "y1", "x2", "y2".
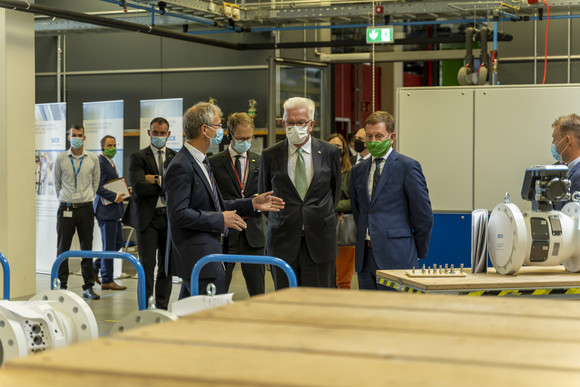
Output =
[{"x1": 32, "y1": 263, "x2": 358, "y2": 337}]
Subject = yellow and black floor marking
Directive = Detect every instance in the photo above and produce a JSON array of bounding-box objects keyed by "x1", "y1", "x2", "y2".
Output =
[{"x1": 377, "y1": 277, "x2": 580, "y2": 296}]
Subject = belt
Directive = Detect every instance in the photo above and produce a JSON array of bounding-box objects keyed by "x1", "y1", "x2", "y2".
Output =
[
  {"x1": 61, "y1": 202, "x2": 92, "y2": 209},
  {"x1": 154, "y1": 207, "x2": 167, "y2": 215},
  {"x1": 365, "y1": 240, "x2": 372, "y2": 249}
]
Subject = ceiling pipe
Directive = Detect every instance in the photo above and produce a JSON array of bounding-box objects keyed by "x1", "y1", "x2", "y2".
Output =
[{"x1": 0, "y1": 0, "x2": 243, "y2": 50}]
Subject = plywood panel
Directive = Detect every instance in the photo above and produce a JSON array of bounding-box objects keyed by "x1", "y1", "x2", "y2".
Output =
[{"x1": 398, "y1": 88, "x2": 474, "y2": 211}]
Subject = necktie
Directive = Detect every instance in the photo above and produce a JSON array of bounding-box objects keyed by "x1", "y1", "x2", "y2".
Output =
[
  {"x1": 158, "y1": 150, "x2": 166, "y2": 205},
  {"x1": 158, "y1": 149, "x2": 164, "y2": 175},
  {"x1": 371, "y1": 158, "x2": 383, "y2": 199},
  {"x1": 234, "y1": 155, "x2": 242, "y2": 182},
  {"x1": 295, "y1": 148, "x2": 307, "y2": 200},
  {"x1": 203, "y1": 157, "x2": 228, "y2": 236}
]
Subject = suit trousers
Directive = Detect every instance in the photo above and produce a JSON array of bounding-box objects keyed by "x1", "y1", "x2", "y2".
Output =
[
  {"x1": 357, "y1": 244, "x2": 393, "y2": 291},
  {"x1": 137, "y1": 212, "x2": 172, "y2": 309},
  {"x1": 273, "y1": 235, "x2": 335, "y2": 290},
  {"x1": 56, "y1": 204, "x2": 96, "y2": 290},
  {"x1": 94, "y1": 219, "x2": 123, "y2": 284},
  {"x1": 225, "y1": 231, "x2": 265, "y2": 297},
  {"x1": 336, "y1": 245, "x2": 355, "y2": 289}
]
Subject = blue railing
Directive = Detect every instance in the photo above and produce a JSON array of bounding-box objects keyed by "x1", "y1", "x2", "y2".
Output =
[
  {"x1": 190, "y1": 254, "x2": 297, "y2": 296},
  {"x1": 0, "y1": 252, "x2": 10, "y2": 300},
  {"x1": 51, "y1": 251, "x2": 146, "y2": 310}
]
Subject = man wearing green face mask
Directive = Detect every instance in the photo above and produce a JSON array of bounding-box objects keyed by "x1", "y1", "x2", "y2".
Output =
[
  {"x1": 93, "y1": 135, "x2": 127, "y2": 291},
  {"x1": 350, "y1": 111, "x2": 433, "y2": 290}
]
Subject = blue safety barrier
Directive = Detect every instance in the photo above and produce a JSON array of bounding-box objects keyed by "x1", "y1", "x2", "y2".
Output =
[
  {"x1": 51, "y1": 251, "x2": 146, "y2": 310},
  {"x1": 190, "y1": 254, "x2": 297, "y2": 296},
  {"x1": 0, "y1": 252, "x2": 10, "y2": 300}
]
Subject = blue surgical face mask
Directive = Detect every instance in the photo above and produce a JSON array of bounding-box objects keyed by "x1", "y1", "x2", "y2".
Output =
[
  {"x1": 206, "y1": 126, "x2": 224, "y2": 146},
  {"x1": 552, "y1": 137, "x2": 568, "y2": 162},
  {"x1": 151, "y1": 136, "x2": 167, "y2": 149},
  {"x1": 233, "y1": 139, "x2": 252, "y2": 153},
  {"x1": 70, "y1": 137, "x2": 84, "y2": 149}
]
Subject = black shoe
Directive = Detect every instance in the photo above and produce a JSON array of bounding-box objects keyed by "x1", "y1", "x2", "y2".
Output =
[{"x1": 83, "y1": 288, "x2": 100, "y2": 300}]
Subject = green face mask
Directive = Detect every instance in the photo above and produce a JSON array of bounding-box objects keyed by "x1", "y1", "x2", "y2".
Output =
[
  {"x1": 103, "y1": 147, "x2": 117, "y2": 158},
  {"x1": 365, "y1": 139, "x2": 391, "y2": 158}
]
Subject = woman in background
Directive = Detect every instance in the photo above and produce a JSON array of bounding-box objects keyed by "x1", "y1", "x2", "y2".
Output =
[{"x1": 327, "y1": 133, "x2": 356, "y2": 289}]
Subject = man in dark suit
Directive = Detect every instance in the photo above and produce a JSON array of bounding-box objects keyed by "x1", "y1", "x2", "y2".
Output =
[
  {"x1": 350, "y1": 111, "x2": 433, "y2": 290},
  {"x1": 259, "y1": 96, "x2": 341, "y2": 289},
  {"x1": 125, "y1": 117, "x2": 176, "y2": 309},
  {"x1": 164, "y1": 102, "x2": 284, "y2": 298},
  {"x1": 350, "y1": 127, "x2": 370, "y2": 166},
  {"x1": 552, "y1": 114, "x2": 580, "y2": 209},
  {"x1": 209, "y1": 113, "x2": 265, "y2": 296},
  {"x1": 93, "y1": 135, "x2": 127, "y2": 291}
]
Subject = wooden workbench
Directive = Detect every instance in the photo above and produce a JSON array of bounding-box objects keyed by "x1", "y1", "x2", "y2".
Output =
[
  {"x1": 2, "y1": 287, "x2": 580, "y2": 386},
  {"x1": 377, "y1": 265, "x2": 580, "y2": 295}
]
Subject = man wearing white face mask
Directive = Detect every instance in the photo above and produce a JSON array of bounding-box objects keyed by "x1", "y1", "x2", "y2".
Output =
[
  {"x1": 124, "y1": 117, "x2": 176, "y2": 309},
  {"x1": 259, "y1": 97, "x2": 341, "y2": 289},
  {"x1": 209, "y1": 113, "x2": 265, "y2": 296}
]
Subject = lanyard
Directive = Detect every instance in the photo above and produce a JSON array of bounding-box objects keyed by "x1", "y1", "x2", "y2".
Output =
[
  {"x1": 69, "y1": 155, "x2": 85, "y2": 190},
  {"x1": 228, "y1": 151, "x2": 249, "y2": 196}
]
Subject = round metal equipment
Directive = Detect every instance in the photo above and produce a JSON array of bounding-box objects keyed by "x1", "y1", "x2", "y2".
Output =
[
  {"x1": 488, "y1": 203, "x2": 527, "y2": 275},
  {"x1": 111, "y1": 309, "x2": 178, "y2": 334}
]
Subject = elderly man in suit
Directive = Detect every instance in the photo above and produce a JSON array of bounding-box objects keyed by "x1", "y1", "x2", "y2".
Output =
[
  {"x1": 125, "y1": 117, "x2": 176, "y2": 309},
  {"x1": 259, "y1": 96, "x2": 341, "y2": 289},
  {"x1": 209, "y1": 113, "x2": 265, "y2": 296},
  {"x1": 350, "y1": 111, "x2": 433, "y2": 290},
  {"x1": 552, "y1": 114, "x2": 580, "y2": 209},
  {"x1": 93, "y1": 135, "x2": 127, "y2": 291},
  {"x1": 164, "y1": 102, "x2": 284, "y2": 298}
]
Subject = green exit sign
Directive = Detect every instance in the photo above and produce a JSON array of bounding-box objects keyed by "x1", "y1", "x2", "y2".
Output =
[{"x1": 366, "y1": 27, "x2": 394, "y2": 44}]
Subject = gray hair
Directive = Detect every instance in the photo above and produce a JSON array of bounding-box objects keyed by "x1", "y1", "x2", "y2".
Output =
[
  {"x1": 283, "y1": 97, "x2": 315, "y2": 121},
  {"x1": 183, "y1": 102, "x2": 222, "y2": 140}
]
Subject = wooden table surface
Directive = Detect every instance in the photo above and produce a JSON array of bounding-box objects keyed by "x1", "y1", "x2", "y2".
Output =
[
  {"x1": 2, "y1": 287, "x2": 580, "y2": 386},
  {"x1": 377, "y1": 265, "x2": 580, "y2": 293}
]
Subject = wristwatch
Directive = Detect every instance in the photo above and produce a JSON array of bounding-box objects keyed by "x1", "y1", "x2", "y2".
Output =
[{"x1": 154, "y1": 175, "x2": 159, "y2": 184}]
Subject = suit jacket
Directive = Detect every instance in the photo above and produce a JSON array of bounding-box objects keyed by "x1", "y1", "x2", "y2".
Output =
[
  {"x1": 163, "y1": 146, "x2": 255, "y2": 280},
  {"x1": 209, "y1": 149, "x2": 265, "y2": 249},
  {"x1": 258, "y1": 138, "x2": 341, "y2": 264},
  {"x1": 124, "y1": 146, "x2": 176, "y2": 231},
  {"x1": 93, "y1": 155, "x2": 124, "y2": 221},
  {"x1": 556, "y1": 161, "x2": 580, "y2": 210},
  {"x1": 349, "y1": 150, "x2": 434, "y2": 271}
]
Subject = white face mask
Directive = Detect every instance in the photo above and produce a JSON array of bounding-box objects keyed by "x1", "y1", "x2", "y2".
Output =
[{"x1": 286, "y1": 125, "x2": 309, "y2": 145}]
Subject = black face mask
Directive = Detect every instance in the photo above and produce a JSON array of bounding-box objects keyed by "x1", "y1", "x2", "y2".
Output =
[{"x1": 354, "y1": 139, "x2": 366, "y2": 153}]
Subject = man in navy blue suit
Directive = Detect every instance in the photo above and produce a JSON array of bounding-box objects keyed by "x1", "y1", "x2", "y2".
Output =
[
  {"x1": 93, "y1": 135, "x2": 127, "y2": 291},
  {"x1": 552, "y1": 114, "x2": 580, "y2": 208},
  {"x1": 350, "y1": 111, "x2": 433, "y2": 290},
  {"x1": 164, "y1": 102, "x2": 284, "y2": 298}
]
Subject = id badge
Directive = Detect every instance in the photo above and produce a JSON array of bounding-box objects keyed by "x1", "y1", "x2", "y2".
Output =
[
  {"x1": 63, "y1": 209, "x2": 73, "y2": 218},
  {"x1": 71, "y1": 192, "x2": 82, "y2": 200}
]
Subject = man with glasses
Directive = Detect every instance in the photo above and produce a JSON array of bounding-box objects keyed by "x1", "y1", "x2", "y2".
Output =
[
  {"x1": 351, "y1": 127, "x2": 370, "y2": 165},
  {"x1": 164, "y1": 102, "x2": 285, "y2": 298},
  {"x1": 209, "y1": 113, "x2": 265, "y2": 296},
  {"x1": 259, "y1": 97, "x2": 341, "y2": 289}
]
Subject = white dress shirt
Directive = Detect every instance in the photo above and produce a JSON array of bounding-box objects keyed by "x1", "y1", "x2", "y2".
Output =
[
  {"x1": 287, "y1": 137, "x2": 314, "y2": 191},
  {"x1": 228, "y1": 144, "x2": 248, "y2": 190}
]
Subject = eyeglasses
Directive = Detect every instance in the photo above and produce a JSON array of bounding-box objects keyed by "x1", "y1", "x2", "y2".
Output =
[
  {"x1": 231, "y1": 133, "x2": 255, "y2": 142},
  {"x1": 284, "y1": 120, "x2": 311, "y2": 127},
  {"x1": 206, "y1": 123, "x2": 223, "y2": 129}
]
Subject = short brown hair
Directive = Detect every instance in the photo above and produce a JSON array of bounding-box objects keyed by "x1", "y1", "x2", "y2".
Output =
[
  {"x1": 364, "y1": 111, "x2": 395, "y2": 133},
  {"x1": 553, "y1": 114, "x2": 580, "y2": 143},
  {"x1": 227, "y1": 112, "x2": 254, "y2": 135}
]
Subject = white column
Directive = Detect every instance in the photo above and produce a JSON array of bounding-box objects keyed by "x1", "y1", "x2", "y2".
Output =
[{"x1": 0, "y1": 9, "x2": 36, "y2": 298}]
